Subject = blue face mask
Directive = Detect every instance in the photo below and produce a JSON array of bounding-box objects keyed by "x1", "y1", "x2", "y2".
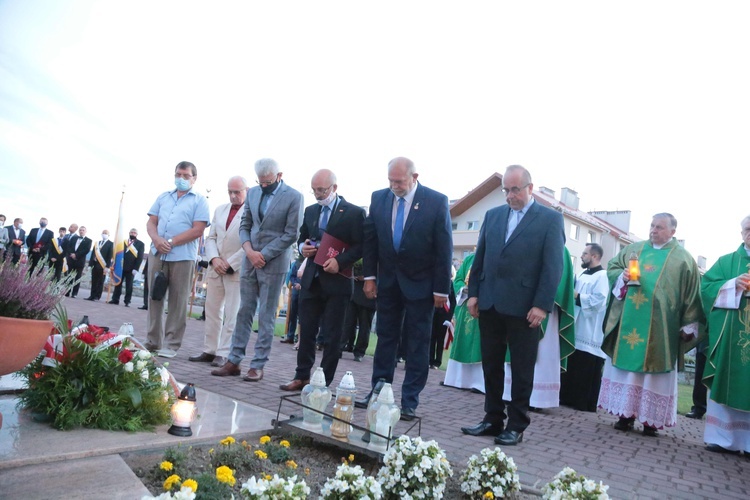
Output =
[{"x1": 175, "y1": 177, "x2": 191, "y2": 191}]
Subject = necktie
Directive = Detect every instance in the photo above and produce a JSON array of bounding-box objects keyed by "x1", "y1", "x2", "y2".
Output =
[
  {"x1": 37, "y1": 230, "x2": 43, "y2": 243},
  {"x1": 319, "y1": 205, "x2": 330, "y2": 238},
  {"x1": 393, "y1": 197, "x2": 405, "y2": 250},
  {"x1": 505, "y1": 210, "x2": 522, "y2": 242},
  {"x1": 259, "y1": 193, "x2": 270, "y2": 221}
]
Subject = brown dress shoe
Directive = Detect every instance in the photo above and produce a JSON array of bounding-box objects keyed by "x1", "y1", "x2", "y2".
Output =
[
  {"x1": 211, "y1": 361, "x2": 241, "y2": 377},
  {"x1": 243, "y1": 368, "x2": 264, "y2": 382},
  {"x1": 279, "y1": 379, "x2": 310, "y2": 391}
]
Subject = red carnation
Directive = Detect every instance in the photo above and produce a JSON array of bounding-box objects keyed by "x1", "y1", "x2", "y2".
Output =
[
  {"x1": 118, "y1": 349, "x2": 134, "y2": 364},
  {"x1": 77, "y1": 332, "x2": 96, "y2": 345}
]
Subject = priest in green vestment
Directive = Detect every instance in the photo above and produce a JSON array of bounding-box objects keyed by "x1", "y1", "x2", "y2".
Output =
[
  {"x1": 700, "y1": 215, "x2": 750, "y2": 454},
  {"x1": 598, "y1": 213, "x2": 704, "y2": 436}
]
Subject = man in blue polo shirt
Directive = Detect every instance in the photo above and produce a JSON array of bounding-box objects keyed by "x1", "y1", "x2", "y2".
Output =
[{"x1": 145, "y1": 161, "x2": 211, "y2": 358}]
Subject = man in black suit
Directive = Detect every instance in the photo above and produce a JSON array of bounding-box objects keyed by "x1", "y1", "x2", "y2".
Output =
[
  {"x1": 279, "y1": 169, "x2": 365, "y2": 390},
  {"x1": 49, "y1": 227, "x2": 67, "y2": 281},
  {"x1": 5, "y1": 218, "x2": 25, "y2": 264},
  {"x1": 26, "y1": 217, "x2": 54, "y2": 274},
  {"x1": 65, "y1": 226, "x2": 92, "y2": 298},
  {"x1": 359, "y1": 157, "x2": 453, "y2": 420},
  {"x1": 86, "y1": 229, "x2": 113, "y2": 301},
  {"x1": 109, "y1": 228, "x2": 145, "y2": 307},
  {"x1": 461, "y1": 165, "x2": 565, "y2": 446}
]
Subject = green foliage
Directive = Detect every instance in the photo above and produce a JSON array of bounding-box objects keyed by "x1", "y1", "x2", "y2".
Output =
[
  {"x1": 17, "y1": 333, "x2": 173, "y2": 431},
  {"x1": 261, "y1": 441, "x2": 292, "y2": 464},
  {"x1": 210, "y1": 441, "x2": 256, "y2": 470},
  {"x1": 193, "y1": 472, "x2": 233, "y2": 500},
  {"x1": 163, "y1": 446, "x2": 189, "y2": 470}
]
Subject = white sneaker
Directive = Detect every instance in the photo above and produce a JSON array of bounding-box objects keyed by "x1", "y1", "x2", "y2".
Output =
[{"x1": 157, "y1": 348, "x2": 177, "y2": 358}]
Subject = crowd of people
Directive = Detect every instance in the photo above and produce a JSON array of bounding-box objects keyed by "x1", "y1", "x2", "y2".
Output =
[{"x1": 5, "y1": 159, "x2": 749, "y2": 455}]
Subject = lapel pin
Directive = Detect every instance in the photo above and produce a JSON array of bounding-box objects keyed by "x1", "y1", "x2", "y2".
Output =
[{"x1": 414, "y1": 203, "x2": 420, "y2": 210}]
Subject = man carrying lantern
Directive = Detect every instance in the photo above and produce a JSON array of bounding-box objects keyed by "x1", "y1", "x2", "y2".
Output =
[{"x1": 598, "y1": 213, "x2": 704, "y2": 436}]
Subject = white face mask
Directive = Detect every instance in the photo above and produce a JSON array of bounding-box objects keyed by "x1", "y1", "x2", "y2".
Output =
[
  {"x1": 102, "y1": 234, "x2": 109, "y2": 241},
  {"x1": 16, "y1": 223, "x2": 22, "y2": 230},
  {"x1": 317, "y1": 191, "x2": 336, "y2": 207}
]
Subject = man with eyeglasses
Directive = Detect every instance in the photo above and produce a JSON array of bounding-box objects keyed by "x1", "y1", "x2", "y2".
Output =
[
  {"x1": 357, "y1": 157, "x2": 453, "y2": 421},
  {"x1": 212, "y1": 158, "x2": 303, "y2": 383},
  {"x1": 144, "y1": 161, "x2": 211, "y2": 358},
  {"x1": 700, "y1": 215, "x2": 750, "y2": 454},
  {"x1": 189, "y1": 176, "x2": 248, "y2": 369},
  {"x1": 598, "y1": 213, "x2": 703, "y2": 437},
  {"x1": 461, "y1": 165, "x2": 564, "y2": 446},
  {"x1": 279, "y1": 169, "x2": 365, "y2": 391}
]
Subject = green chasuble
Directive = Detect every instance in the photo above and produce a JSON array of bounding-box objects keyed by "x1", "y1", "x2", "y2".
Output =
[
  {"x1": 602, "y1": 238, "x2": 704, "y2": 373},
  {"x1": 701, "y1": 245, "x2": 750, "y2": 411},
  {"x1": 449, "y1": 254, "x2": 482, "y2": 364},
  {"x1": 505, "y1": 247, "x2": 576, "y2": 369}
]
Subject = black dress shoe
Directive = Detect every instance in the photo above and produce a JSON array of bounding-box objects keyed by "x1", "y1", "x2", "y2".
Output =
[
  {"x1": 401, "y1": 407, "x2": 417, "y2": 421},
  {"x1": 354, "y1": 394, "x2": 371, "y2": 409},
  {"x1": 685, "y1": 410, "x2": 705, "y2": 419},
  {"x1": 85, "y1": 297, "x2": 96, "y2": 301},
  {"x1": 279, "y1": 338, "x2": 294, "y2": 344},
  {"x1": 495, "y1": 430, "x2": 523, "y2": 446},
  {"x1": 461, "y1": 421, "x2": 503, "y2": 437},
  {"x1": 107, "y1": 300, "x2": 119, "y2": 305},
  {"x1": 188, "y1": 352, "x2": 216, "y2": 363},
  {"x1": 139, "y1": 305, "x2": 148, "y2": 310},
  {"x1": 642, "y1": 425, "x2": 659, "y2": 437},
  {"x1": 124, "y1": 303, "x2": 130, "y2": 307},
  {"x1": 614, "y1": 417, "x2": 635, "y2": 431},
  {"x1": 705, "y1": 443, "x2": 740, "y2": 454}
]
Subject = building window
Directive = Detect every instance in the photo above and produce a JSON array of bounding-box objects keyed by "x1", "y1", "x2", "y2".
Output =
[
  {"x1": 587, "y1": 231, "x2": 596, "y2": 243},
  {"x1": 569, "y1": 223, "x2": 580, "y2": 241},
  {"x1": 467, "y1": 221, "x2": 480, "y2": 230},
  {"x1": 451, "y1": 222, "x2": 458, "y2": 230}
]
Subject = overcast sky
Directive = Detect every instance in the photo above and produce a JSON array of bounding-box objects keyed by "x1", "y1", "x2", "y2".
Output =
[{"x1": 1, "y1": 1, "x2": 748, "y2": 267}]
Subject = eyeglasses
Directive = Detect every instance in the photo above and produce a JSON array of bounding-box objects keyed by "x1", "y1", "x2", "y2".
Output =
[
  {"x1": 310, "y1": 185, "x2": 333, "y2": 195},
  {"x1": 501, "y1": 184, "x2": 530, "y2": 195},
  {"x1": 174, "y1": 173, "x2": 194, "y2": 180}
]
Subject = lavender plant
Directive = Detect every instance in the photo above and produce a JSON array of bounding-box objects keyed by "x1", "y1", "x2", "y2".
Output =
[{"x1": 0, "y1": 256, "x2": 74, "y2": 320}]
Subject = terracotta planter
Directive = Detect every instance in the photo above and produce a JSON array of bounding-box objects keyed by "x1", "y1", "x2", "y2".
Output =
[{"x1": 0, "y1": 317, "x2": 53, "y2": 376}]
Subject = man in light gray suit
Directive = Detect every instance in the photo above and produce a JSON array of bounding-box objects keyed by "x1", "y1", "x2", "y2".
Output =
[{"x1": 212, "y1": 158, "x2": 303, "y2": 382}]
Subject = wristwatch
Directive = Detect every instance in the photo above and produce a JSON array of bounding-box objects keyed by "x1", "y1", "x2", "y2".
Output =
[{"x1": 167, "y1": 238, "x2": 173, "y2": 244}]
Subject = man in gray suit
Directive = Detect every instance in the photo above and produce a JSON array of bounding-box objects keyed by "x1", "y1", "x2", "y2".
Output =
[
  {"x1": 212, "y1": 158, "x2": 303, "y2": 382},
  {"x1": 461, "y1": 165, "x2": 564, "y2": 446}
]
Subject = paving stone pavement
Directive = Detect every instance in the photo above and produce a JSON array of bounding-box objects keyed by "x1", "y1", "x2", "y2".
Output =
[{"x1": 63, "y1": 293, "x2": 749, "y2": 499}]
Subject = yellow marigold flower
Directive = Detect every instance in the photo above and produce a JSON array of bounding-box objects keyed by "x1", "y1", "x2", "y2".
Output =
[
  {"x1": 208, "y1": 448, "x2": 214, "y2": 454},
  {"x1": 286, "y1": 460, "x2": 298, "y2": 469},
  {"x1": 279, "y1": 440, "x2": 290, "y2": 448},
  {"x1": 163, "y1": 474, "x2": 181, "y2": 491},
  {"x1": 254, "y1": 450, "x2": 268, "y2": 460},
  {"x1": 182, "y1": 479, "x2": 198, "y2": 493},
  {"x1": 484, "y1": 492, "x2": 495, "y2": 499},
  {"x1": 304, "y1": 467, "x2": 310, "y2": 476},
  {"x1": 259, "y1": 435, "x2": 271, "y2": 445},
  {"x1": 215, "y1": 465, "x2": 236, "y2": 487},
  {"x1": 159, "y1": 461, "x2": 174, "y2": 471},
  {"x1": 348, "y1": 454, "x2": 355, "y2": 463},
  {"x1": 241, "y1": 440, "x2": 248, "y2": 447},
  {"x1": 263, "y1": 473, "x2": 272, "y2": 480},
  {"x1": 220, "y1": 436, "x2": 236, "y2": 446}
]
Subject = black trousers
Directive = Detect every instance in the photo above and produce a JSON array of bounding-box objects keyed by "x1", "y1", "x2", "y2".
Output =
[
  {"x1": 342, "y1": 301, "x2": 375, "y2": 357},
  {"x1": 89, "y1": 265, "x2": 106, "y2": 299},
  {"x1": 429, "y1": 313, "x2": 449, "y2": 367},
  {"x1": 296, "y1": 279, "x2": 349, "y2": 385},
  {"x1": 692, "y1": 349, "x2": 708, "y2": 415},
  {"x1": 112, "y1": 270, "x2": 135, "y2": 304},
  {"x1": 66, "y1": 266, "x2": 84, "y2": 297},
  {"x1": 479, "y1": 309, "x2": 540, "y2": 433}
]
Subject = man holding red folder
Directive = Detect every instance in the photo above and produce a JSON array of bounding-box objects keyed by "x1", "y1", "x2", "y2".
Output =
[{"x1": 280, "y1": 169, "x2": 365, "y2": 389}]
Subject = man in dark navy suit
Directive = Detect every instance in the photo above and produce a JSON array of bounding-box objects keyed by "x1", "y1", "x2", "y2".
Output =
[
  {"x1": 360, "y1": 157, "x2": 453, "y2": 420},
  {"x1": 279, "y1": 169, "x2": 365, "y2": 390},
  {"x1": 461, "y1": 165, "x2": 564, "y2": 445},
  {"x1": 64, "y1": 226, "x2": 92, "y2": 298},
  {"x1": 48, "y1": 227, "x2": 67, "y2": 281},
  {"x1": 5, "y1": 218, "x2": 26, "y2": 264},
  {"x1": 26, "y1": 217, "x2": 54, "y2": 274}
]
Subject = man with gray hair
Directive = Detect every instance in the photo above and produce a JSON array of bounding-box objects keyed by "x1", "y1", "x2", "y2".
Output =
[
  {"x1": 190, "y1": 176, "x2": 249, "y2": 368},
  {"x1": 598, "y1": 213, "x2": 704, "y2": 436},
  {"x1": 212, "y1": 159, "x2": 303, "y2": 382}
]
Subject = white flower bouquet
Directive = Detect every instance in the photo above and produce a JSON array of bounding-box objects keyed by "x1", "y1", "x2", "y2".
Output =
[
  {"x1": 376, "y1": 435, "x2": 453, "y2": 499},
  {"x1": 542, "y1": 467, "x2": 609, "y2": 500},
  {"x1": 460, "y1": 447, "x2": 521, "y2": 498},
  {"x1": 320, "y1": 463, "x2": 382, "y2": 499},
  {"x1": 240, "y1": 474, "x2": 310, "y2": 499}
]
